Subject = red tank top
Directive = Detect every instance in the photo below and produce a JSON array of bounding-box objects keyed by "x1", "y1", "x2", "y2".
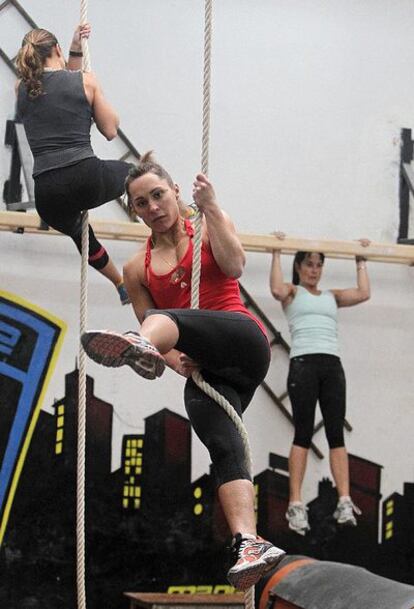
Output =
[{"x1": 145, "y1": 219, "x2": 267, "y2": 338}]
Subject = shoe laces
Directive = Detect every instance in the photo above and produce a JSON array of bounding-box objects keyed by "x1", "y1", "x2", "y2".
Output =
[
  {"x1": 123, "y1": 332, "x2": 157, "y2": 351},
  {"x1": 231, "y1": 533, "x2": 256, "y2": 557},
  {"x1": 124, "y1": 331, "x2": 141, "y2": 340}
]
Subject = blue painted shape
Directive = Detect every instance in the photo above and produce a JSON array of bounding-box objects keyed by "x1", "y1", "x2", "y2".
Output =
[
  {"x1": 0, "y1": 301, "x2": 57, "y2": 517},
  {"x1": 0, "y1": 320, "x2": 21, "y2": 356}
]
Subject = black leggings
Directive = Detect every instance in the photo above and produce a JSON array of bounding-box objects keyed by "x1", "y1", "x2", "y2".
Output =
[
  {"x1": 34, "y1": 157, "x2": 131, "y2": 270},
  {"x1": 145, "y1": 309, "x2": 271, "y2": 486},
  {"x1": 287, "y1": 354, "x2": 346, "y2": 449}
]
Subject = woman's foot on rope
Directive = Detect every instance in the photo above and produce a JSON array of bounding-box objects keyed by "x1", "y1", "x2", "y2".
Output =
[
  {"x1": 117, "y1": 282, "x2": 131, "y2": 305},
  {"x1": 81, "y1": 330, "x2": 165, "y2": 380},
  {"x1": 227, "y1": 533, "x2": 286, "y2": 590}
]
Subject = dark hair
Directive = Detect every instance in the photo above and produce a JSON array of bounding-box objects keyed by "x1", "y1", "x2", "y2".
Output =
[
  {"x1": 292, "y1": 251, "x2": 325, "y2": 285},
  {"x1": 15, "y1": 29, "x2": 59, "y2": 98},
  {"x1": 125, "y1": 151, "x2": 188, "y2": 216}
]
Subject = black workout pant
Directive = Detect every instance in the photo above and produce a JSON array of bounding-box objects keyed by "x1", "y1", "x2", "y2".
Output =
[
  {"x1": 287, "y1": 354, "x2": 346, "y2": 449},
  {"x1": 145, "y1": 309, "x2": 271, "y2": 487},
  {"x1": 34, "y1": 157, "x2": 131, "y2": 270}
]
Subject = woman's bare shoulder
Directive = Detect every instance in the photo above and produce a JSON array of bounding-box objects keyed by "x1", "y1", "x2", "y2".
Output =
[{"x1": 123, "y1": 245, "x2": 147, "y2": 278}]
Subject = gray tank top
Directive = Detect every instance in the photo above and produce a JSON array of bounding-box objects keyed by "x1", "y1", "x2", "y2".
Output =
[{"x1": 17, "y1": 70, "x2": 95, "y2": 176}]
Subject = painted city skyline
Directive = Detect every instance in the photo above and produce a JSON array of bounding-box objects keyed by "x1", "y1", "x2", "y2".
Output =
[{"x1": 1, "y1": 365, "x2": 413, "y2": 609}]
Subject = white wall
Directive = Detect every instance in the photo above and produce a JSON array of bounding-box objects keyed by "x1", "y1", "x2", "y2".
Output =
[{"x1": 1, "y1": 0, "x2": 414, "y2": 505}]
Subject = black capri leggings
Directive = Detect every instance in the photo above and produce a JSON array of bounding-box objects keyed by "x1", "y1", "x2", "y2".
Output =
[
  {"x1": 145, "y1": 309, "x2": 271, "y2": 486},
  {"x1": 287, "y1": 354, "x2": 346, "y2": 449},
  {"x1": 34, "y1": 157, "x2": 131, "y2": 270}
]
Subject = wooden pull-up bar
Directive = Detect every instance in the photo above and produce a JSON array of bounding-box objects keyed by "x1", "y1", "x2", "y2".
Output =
[
  {"x1": 239, "y1": 233, "x2": 414, "y2": 265},
  {"x1": 1, "y1": 210, "x2": 414, "y2": 265}
]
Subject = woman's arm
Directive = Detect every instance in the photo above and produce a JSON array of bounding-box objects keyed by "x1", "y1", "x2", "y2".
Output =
[
  {"x1": 331, "y1": 240, "x2": 371, "y2": 307},
  {"x1": 270, "y1": 250, "x2": 295, "y2": 305},
  {"x1": 192, "y1": 174, "x2": 245, "y2": 278},
  {"x1": 82, "y1": 71, "x2": 119, "y2": 140},
  {"x1": 66, "y1": 23, "x2": 91, "y2": 71},
  {"x1": 269, "y1": 232, "x2": 295, "y2": 305},
  {"x1": 123, "y1": 252, "x2": 156, "y2": 324}
]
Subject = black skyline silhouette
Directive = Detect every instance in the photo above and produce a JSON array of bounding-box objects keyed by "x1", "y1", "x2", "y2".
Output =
[{"x1": 0, "y1": 367, "x2": 413, "y2": 609}]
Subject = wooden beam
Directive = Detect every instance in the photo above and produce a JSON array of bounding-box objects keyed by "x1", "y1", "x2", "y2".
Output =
[
  {"x1": 0, "y1": 210, "x2": 151, "y2": 240},
  {"x1": 238, "y1": 233, "x2": 414, "y2": 264},
  {"x1": 1, "y1": 210, "x2": 414, "y2": 264}
]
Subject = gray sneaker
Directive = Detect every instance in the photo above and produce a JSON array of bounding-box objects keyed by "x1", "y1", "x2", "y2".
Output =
[
  {"x1": 286, "y1": 503, "x2": 310, "y2": 536},
  {"x1": 81, "y1": 330, "x2": 165, "y2": 380},
  {"x1": 334, "y1": 497, "x2": 361, "y2": 526}
]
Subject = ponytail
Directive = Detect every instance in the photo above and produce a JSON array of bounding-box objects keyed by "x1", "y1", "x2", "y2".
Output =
[{"x1": 15, "y1": 29, "x2": 58, "y2": 98}]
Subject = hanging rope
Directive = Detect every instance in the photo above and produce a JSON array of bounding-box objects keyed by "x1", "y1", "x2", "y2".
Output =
[
  {"x1": 190, "y1": 0, "x2": 212, "y2": 308},
  {"x1": 75, "y1": 3, "x2": 254, "y2": 608},
  {"x1": 190, "y1": 3, "x2": 254, "y2": 609},
  {"x1": 77, "y1": 2, "x2": 91, "y2": 609}
]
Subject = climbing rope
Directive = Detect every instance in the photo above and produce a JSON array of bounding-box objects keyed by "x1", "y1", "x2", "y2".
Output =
[
  {"x1": 190, "y1": 3, "x2": 254, "y2": 609},
  {"x1": 190, "y1": 0, "x2": 212, "y2": 308},
  {"x1": 75, "y1": 3, "x2": 254, "y2": 609},
  {"x1": 77, "y1": 1, "x2": 90, "y2": 609}
]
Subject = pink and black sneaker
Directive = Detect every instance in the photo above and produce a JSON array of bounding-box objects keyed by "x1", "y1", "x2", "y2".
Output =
[
  {"x1": 81, "y1": 330, "x2": 165, "y2": 380},
  {"x1": 227, "y1": 533, "x2": 286, "y2": 590}
]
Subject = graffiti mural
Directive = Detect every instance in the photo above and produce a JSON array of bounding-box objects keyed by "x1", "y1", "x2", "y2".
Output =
[
  {"x1": 0, "y1": 290, "x2": 66, "y2": 546},
  {"x1": 0, "y1": 328, "x2": 413, "y2": 607}
]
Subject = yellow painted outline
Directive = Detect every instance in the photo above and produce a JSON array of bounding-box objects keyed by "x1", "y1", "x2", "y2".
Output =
[{"x1": 0, "y1": 289, "x2": 67, "y2": 545}]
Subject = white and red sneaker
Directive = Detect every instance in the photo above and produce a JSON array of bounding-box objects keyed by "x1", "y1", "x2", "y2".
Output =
[
  {"x1": 81, "y1": 330, "x2": 165, "y2": 380},
  {"x1": 227, "y1": 533, "x2": 285, "y2": 590}
]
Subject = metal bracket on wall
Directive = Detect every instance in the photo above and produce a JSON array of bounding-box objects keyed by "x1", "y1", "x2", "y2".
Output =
[
  {"x1": 3, "y1": 120, "x2": 35, "y2": 211},
  {"x1": 398, "y1": 128, "x2": 414, "y2": 243}
]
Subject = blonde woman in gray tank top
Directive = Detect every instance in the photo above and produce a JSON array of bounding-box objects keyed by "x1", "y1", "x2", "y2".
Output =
[
  {"x1": 15, "y1": 24, "x2": 132, "y2": 305},
  {"x1": 269, "y1": 233, "x2": 370, "y2": 536}
]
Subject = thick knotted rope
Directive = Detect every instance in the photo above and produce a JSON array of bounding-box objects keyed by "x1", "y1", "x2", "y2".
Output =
[
  {"x1": 77, "y1": 2, "x2": 90, "y2": 609},
  {"x1": 190, "y1": 3, "x2": 254, "y2": 609}
]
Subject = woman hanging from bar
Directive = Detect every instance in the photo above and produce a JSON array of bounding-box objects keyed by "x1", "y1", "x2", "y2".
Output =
[
  {"x1": 269, "y1": 232, "x2": 371, "y2": 535},
  {"x1": 15, "y1": 24, "x2": 131, "y2": 304}
]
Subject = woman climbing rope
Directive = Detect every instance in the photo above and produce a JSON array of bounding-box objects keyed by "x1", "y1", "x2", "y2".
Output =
[
  {"x1": 81, "y1": 152, "x2": 286, "y2": 590},
  {"x1": 269, "y1": 232, "x2": 371, "y2": 535},
  {"x1": 15, "y1": 23, "x2": 131, "y2": 304}
]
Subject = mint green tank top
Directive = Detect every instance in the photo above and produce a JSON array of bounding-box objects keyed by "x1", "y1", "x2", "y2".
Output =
[{"x1": 284, "y1": 285, "x2": 339, "y2": 358}]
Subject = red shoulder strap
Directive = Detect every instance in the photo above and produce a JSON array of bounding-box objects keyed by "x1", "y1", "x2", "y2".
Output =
[
  {"x1": 184, "y1": 218, "x2": 194, "y2": 237},
  {"x1": 144, "y1": 236, "x2": 152, "y2": 268}
]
